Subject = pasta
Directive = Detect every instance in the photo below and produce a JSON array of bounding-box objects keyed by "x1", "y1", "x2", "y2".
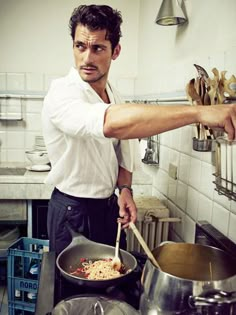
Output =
[{"x1": 70, "y1": 258, "x2": 129, "y2": 280}]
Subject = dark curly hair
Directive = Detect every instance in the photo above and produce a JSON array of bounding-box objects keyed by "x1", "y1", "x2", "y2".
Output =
[{"x1": 69, "y1": 5, "x2": 123, "y2": 52}]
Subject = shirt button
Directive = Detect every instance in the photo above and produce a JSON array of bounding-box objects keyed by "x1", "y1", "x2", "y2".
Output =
[{"x1": 67, "y1": 206, "x2": 72, "y2": 210}]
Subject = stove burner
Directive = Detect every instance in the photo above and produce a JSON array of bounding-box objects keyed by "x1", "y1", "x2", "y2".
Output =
[{"x1": 36, "y1": 251, "x2": 146, "y2": 315}]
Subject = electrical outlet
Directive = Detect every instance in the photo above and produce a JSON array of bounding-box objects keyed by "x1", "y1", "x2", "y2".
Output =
[{"x1": 169, "y1": 163, "x2": 178, "y2": 180}]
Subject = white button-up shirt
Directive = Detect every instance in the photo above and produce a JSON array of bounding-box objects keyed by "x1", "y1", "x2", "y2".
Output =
[{"x1": 42, "y1": 67, "x2": 140, "y2": 198}]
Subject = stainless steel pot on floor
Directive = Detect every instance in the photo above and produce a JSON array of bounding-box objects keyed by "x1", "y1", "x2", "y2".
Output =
[{"x1": 139, "y1": 243, "x2": 236, "y2": 314}]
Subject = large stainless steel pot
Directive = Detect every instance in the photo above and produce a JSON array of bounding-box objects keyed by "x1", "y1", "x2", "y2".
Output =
[
  {"x1": 51, "y1": 295, "x2": 139, "y2": 315},
  {"x1": 140, "y1": 243, "x2": 236, "y2": 314}
]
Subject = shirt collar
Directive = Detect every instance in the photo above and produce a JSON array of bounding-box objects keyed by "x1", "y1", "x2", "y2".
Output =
[{"x1": 67, "y1": 66, "x2": 114, "y2": 103}]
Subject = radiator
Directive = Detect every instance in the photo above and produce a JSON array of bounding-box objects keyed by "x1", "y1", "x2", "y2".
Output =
[{"x1": 126, "y1": 196, "x2": 174, "y2": 253}]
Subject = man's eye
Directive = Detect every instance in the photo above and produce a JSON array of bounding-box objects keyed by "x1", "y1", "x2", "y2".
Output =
[
  {"x1": 75, "y1": 43, "x2": 85, "y2": 50},
  {"x1": 93, "y1": 46, "x2": 103, "y2": 52}
]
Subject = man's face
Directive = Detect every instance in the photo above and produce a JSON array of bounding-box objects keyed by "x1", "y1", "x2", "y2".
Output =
[{"x1": 73, "y1": 24, "x2": 120, "y2": 85}]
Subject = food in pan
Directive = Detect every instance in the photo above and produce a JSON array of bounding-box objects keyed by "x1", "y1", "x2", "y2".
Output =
[{"x1": 70, "y1": 257, "x2": 130, "y2": 280}]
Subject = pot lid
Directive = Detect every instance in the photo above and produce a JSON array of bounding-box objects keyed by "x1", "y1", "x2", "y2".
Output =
[{"x1": 52, "y1": 295, "x2": 139, "y2": 315}]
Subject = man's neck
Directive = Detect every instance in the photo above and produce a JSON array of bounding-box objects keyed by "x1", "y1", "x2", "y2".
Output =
[{"x1": 90, "y1": 81, "x2": 110, "y2": 104}]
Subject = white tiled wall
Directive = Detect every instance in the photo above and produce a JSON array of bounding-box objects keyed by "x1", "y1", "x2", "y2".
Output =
[
  {"x1": 0, "y1": 72, "x2": 51, "y2": 163},
  {"x1": 140, "y1": 122, "x2": 236, "y2": 244}
]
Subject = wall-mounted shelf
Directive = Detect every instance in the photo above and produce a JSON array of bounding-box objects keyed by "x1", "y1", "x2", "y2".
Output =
[
  {"x1": 0, "y1": 93, "x2": 45, "y2": 121},
  {"x1": 213, "y1": 136, "x2": 236, "y2": 201}
]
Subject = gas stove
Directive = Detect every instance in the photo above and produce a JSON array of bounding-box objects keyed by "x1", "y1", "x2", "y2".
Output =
[
  {"x1": 35, "y1": 251, "x2": 146, "y2": 315},
  {"x1": 35, "y1": 221, "x2": 236, "y2": 315}
]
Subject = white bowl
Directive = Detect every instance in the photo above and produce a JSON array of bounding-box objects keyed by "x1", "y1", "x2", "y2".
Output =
[{"x1": 25, "y1": 150, "x2": 50, "y2": 165}]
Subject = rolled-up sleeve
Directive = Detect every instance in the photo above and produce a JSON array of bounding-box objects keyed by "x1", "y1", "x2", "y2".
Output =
[
  {"x1": 44, "y1": 81, "x2": 110, "y2": 140},
  {"x1": 116, "y1": 139, "x2": 141, "y2": 172}
]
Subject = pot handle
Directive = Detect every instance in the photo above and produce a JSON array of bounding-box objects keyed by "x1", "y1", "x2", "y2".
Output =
[
  {"x1": 189, "y1": 290, "x2": 236, "y2": 308},
  {"x1": 93, "y1": 301, "x2": 104, "y2": 315}
]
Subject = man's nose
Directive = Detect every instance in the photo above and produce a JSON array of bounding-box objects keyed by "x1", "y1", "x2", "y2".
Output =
[{"x1": 84, "y1": 49, "x2": 93, "y2": 64}]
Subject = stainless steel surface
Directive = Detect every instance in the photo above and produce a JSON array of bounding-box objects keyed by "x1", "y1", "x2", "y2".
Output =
[
  {"x1": 51, "y1": 295, "x2": 139, "y2": 315},
  {"x1": 0, "y1": 167, "x2": 26, "y2": 176},
  {"x1": 140, "y1": 243, "x2": 236, "y2": 314},
  {"x1": 155, "y1": 0, "x2": 187, "y2": 26},
  {"x1": 192, "y1": 137, "x2": 213, "y2": 152}
]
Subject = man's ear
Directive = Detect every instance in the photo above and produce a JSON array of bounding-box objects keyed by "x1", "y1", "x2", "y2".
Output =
[{"x1": 112, "y1": 44, "x2": 121, "y2": 60}]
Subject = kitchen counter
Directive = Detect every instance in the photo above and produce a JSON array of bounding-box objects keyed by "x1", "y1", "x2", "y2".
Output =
[{"x1": 0, "y1": 163, "x2": 152, "y2": 199}]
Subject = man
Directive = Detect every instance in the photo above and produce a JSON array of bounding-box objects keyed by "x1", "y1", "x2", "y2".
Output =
[{"x1": 42, "y1": 4, "x2": 236, "y2": 255}]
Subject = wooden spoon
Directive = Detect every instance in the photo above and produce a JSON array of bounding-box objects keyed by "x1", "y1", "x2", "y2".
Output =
[
  {"x1": 129, "y1": 222, "x2": 162, "y2": 270},
  {"x1": 112, "y1": 221, "x2": 122, "y2": 271}
]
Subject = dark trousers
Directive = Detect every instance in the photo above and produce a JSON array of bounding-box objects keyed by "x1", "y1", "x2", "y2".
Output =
[{"x1": 47, "y1": 188, "x2": 127, "y2": 255}]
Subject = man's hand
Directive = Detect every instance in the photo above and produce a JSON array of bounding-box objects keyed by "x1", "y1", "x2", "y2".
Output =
[
  {"x1": 198, "y1": 104, "x2": 236, "y2": 140},
  {"x1": 117, "y1": 188, "x2": 137, "y2": 229}
]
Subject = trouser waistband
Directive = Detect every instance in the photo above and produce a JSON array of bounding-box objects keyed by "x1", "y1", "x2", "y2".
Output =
[{"x1": 53, "y1": 187, "x2": 115, "y2": 203}]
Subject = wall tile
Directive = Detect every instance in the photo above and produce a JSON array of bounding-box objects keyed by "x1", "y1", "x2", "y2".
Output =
[
  {"x1": 179, "y1": 153, "x2": 191, "y2": 184},
  {"x1": 201, "y1": 150, "x2": 214, "y2": 164},
  {"x1": 7, "y1": 149, "x2": 25, "y2": 162},
  {"x1": 153, "y1": 169, "x2": 168, "y2": 196},
  {"x1": 186, "y1": 186, "x2": 199, "y2": 220},
  {"x1": 7, "y1": 73, "x2": 25, "y2": 91},
  {"x1": 160, "y1": 131, "x2": 172, "y2": 147},
  {"x1": 0, "y1": 149, "x2": 7, "y2": 162},
  {"x1": 7, "y1": 131, "x2": 25, "y2": 149},
  {"x1": 180, "y1": 126, "x2": 192, "y2": 155},
  {"x1": 167, "y1": 200, "x2": 176, "y2": 218},
  {"x1": 26, "y1": 73, "x2": 44, "y2": 91},
  {"x1": 173, "y1": 207, "x2": 185, "y2": 240},
  {"x1": 25, "y1": 113, "x2": 42, "y2": 131},
  {"x1": 212, "y1": 202, "x2": 230, "y2": 235},
  {"x1": 169, "y1": 128, "x2": 181, "y2": 151},
  {"x1": 176, "y1": 180, "x2": 188, "y2": 211},
  {"x1": 228, "y1": 212, "x2": 236, "y2": 243},
  {"x1": 213, "y1": 190, "x2": 231, "y2": 210},
  {"x1": 191, "y1": 147, "x2": 202, "y2": 160},
  {"x1": 159, "y1": 145, "x2": 170, "y2": 172},
  {"x1": 200, "y1": 161, "x2": 215, "y2": 199},
  {"x1": 25, "y1": 100, "x2": 43, "y2": 114},
  {"x1": 167, "y1": 177, "x2": 177, "y2": 203},
  {"x1": 231, "y1": 200, "x2": 236, "y2": 215},
  {"x1": 168, "y1": 148, "x2": 179, "y2": 166},
  {"x1": 189, "y1": 157, "x2": 201, "y2": 189},
  {"x1": 0, "y1": 131, "x2": 7, "y2": 149},
  {"x1": 183, "y1": 215, "x2": 196, "y2": 243},
  {"x1": 0, "y1": 73, "x2": 6, "y2": 91},
  {"x1": 197, "y1": 194, "x2": 213, "y2": 223}
]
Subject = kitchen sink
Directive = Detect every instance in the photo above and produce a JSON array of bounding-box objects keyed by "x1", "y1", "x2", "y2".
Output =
[{"x1": 0, "y1": 167, "x2": 26, "y2": 176}]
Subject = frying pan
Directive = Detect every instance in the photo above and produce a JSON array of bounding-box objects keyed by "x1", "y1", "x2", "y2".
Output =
[{"x1": 56, "y1": 226, "x2": 137, "y2": 288}]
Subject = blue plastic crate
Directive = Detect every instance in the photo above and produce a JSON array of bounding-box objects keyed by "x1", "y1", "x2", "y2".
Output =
[{"x1": 7, "y1": 237, "x2": 49, "y2": 315}]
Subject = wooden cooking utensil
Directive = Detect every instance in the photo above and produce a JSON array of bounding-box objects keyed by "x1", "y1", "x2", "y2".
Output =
[
  {"x1": 129, "y1": 222, "x2": 162, "y2": 270},
  {"x1": 112, "y1": 221, "x2": 122, "y2": 271},
  {"x1": 187, "y1": 78, "x2": 206, "y2": 140},
  {"x1": 193, "y1": 64, "x2": 209, "y2": 82}
]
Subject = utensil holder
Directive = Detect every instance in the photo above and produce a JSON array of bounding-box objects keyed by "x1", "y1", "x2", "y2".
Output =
[{"x1": 192, "y1": 137, "x2": 213, "y2": 152}]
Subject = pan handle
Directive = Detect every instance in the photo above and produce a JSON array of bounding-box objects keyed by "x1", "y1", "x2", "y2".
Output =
[{"x1": 65, "y1": 221, "x2": 90, "y2": 244}]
